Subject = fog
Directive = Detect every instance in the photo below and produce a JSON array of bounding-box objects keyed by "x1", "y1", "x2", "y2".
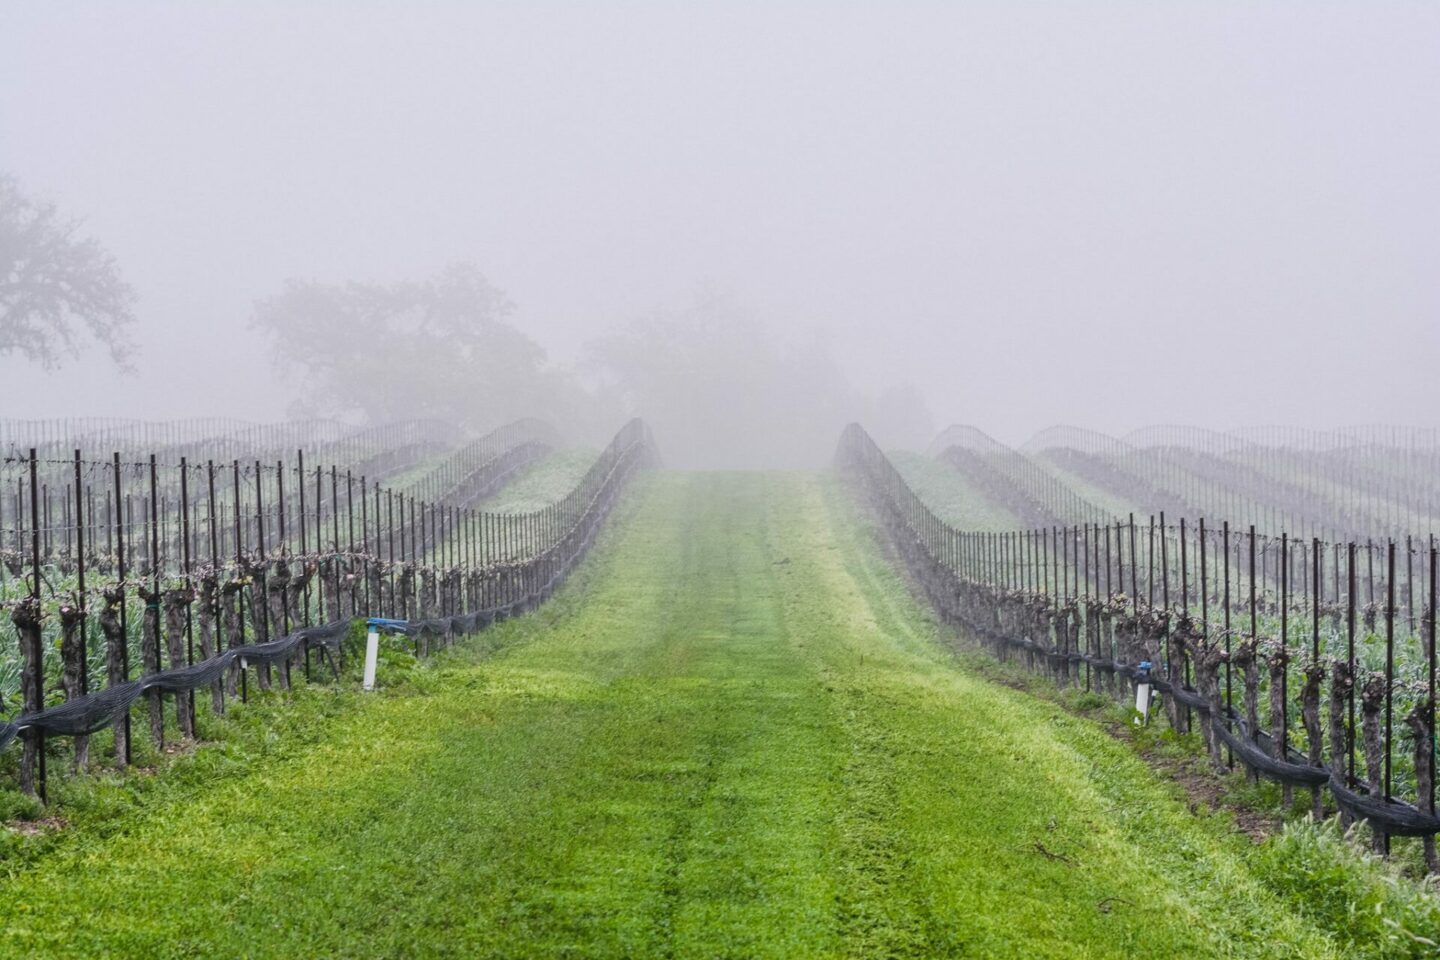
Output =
[{"x1": 1, "y1": 3, "x2": 1436, "y2": 466}]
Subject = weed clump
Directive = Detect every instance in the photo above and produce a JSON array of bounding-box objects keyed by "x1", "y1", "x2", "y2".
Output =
[{"x1": 1255, "y1": 817, "x2": 1440, "y2": 958}]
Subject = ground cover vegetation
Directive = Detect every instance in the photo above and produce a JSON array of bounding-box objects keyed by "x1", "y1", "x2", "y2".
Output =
[
  {"x1": 909, "y1": 426, "x2": 1440, "y2": 875},
  {"x1": 478, "y1": 447, "x2": 599, "y2": 514},
  {"x1": 844, "y1": 424, "x2": 1440, "y2": 955},
  {"x1": 936, "y1": 634, "x2": 1440, "y2": 958},
  {"x1": 0, "y1": 471, "x2": 1413, "y2": 958},
  {"x1": 888, "y1": 449, "x2": 1024, "y2": 531}
]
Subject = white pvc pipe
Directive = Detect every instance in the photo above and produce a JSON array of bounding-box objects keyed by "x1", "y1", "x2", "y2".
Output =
[
  {"x1": 1134, "y1": 683, "x2": 1152, "y2": 725},
  {"x1": 363, "y1": 627, "x2": 380, "y2": 691}
]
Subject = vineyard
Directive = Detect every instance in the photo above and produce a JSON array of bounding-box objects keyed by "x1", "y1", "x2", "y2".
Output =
[
  {"x1": 5, "y1": 1, "x2": 1433, "y2": 953},
  {"x1": 0, "y1": 417, "x2": 653, "y2": 802},
  {"x1": 853, "y1": 426, "x2": 1440, "y2": 863},
  {"x1": 1, "y1": 417, "x2": 1439, "y2": 958}
]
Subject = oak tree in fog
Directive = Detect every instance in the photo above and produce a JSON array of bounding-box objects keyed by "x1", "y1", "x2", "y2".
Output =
[
  {"x1": 0, "y1": 175, "x2": 136, "y2": 369},
  {"x1": 253, "y1": 263, "x2": 577, "y2": 429}
]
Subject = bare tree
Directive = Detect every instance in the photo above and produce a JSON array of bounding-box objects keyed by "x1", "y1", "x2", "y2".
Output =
[{"x1": 0, "y1": 175, "x2": 136, "y2": 369}]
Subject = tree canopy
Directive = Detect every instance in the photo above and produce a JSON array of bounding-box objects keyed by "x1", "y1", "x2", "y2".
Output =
[
  {"x1": 255, "y1": 270, "x2": 930, "y2": 464},
  {"x1": 0, "y1": 175, "x2": 136, "y2": 369},
  {"x1": 252, "y1": 263, "x2": 583, "y2": 431}
]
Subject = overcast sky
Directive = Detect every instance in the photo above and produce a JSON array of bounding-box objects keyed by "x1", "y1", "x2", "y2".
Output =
[{"x1": 2, "y1": 2, "x2": 1436, "y2": 446}]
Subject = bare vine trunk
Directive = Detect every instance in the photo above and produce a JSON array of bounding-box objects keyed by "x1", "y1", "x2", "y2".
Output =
[
  {"x1": 59, "y1": 602, "x2": 89, "y2": 770},
  {"x1": 247, "y1": 563, "x2": 271, "y2": 691},
  {"x1": 1233, "y1": 640, "x2": 1261, "y2": 783},
  {"x1": 99, "y1": 586, "x2": 128, "y2": 766},
  {"x1": 1194, "y1": 638, "x2": 1226, "y2": 772},
  {"x1": 221, "y1": 578, "x2": 244, "y2": 698},
  {"x1": 286, "y1": 562, "x2": 314, "y2": 679},
  {"x1": 162, "y1": 587, "x2": 194, "y2": 738},
  {"x1": 197, "y1": 575, "x2": 223, "y2": 715},
  {"x1": 138, "y1": 585, "x2": 164, "y2": 748},
  {"x1": 1267, "y1": 649, "x2": 1292, "y2": 807},
  {"x1": 1327, "y1": 659, "x2": 1352, "y2": 828},
  {"x1": 1300, "y1": 660, "x2": 1324, "y2": 819},
  {"x1": 1403, "y1": 701, "x2": 1438, "y2": 871},
  {"x1": 12, "y1": 598, "x2": 42, "y2": 795},
  {"x1": 267, "y1": 560, "x2": 291, "y2": 690},
  {"x1": 1361, "y1": 674, "x2": 1387, "y2": 852}
]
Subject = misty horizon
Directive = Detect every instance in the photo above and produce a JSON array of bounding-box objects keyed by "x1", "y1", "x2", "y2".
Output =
[{"x1": 2, "y1": 3, "x2": 1437, "y2": 459}]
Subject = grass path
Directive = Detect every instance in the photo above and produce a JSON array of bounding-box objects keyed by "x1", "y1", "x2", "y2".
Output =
[
  {"x1": 887, "y1": 450, "x2": 1022, "y2": 531},
  {"x1": 0, "y1": 473, "x2": 1346, "y2": 958},
  {"x1": 478, "y1": 447, "x2": 598, "y2": 512}
]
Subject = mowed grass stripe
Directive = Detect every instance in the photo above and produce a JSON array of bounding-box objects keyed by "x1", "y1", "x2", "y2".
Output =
[{"x1": 0, "y1": 472, "x2": 1343, "y2": 958}]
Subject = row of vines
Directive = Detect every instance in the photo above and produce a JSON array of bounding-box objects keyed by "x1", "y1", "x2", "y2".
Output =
[
  {"x1": 842, "y1": 422, "x2": 1440, "y2": 871},
  {"x1": 0, "y1": 417, "x2": 654, "y2": 802},
  {"x1": 931, "y1": 424, "x2": 1440, "y2": 543}
]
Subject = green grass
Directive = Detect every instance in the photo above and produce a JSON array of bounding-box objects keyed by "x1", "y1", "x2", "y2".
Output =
[
  {"x1": 1256, "y1": 819, "x2": 1440, "y2": 957},
  {"x1": 888, "y1": 450, "x2": 1022, "y2": 530},
  {"x1": 479, "y1": 447, "x2": 598, "y2": 513},
  {"x1": 0, "y1": 471, "x2": 1410, "y2": 957}
]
